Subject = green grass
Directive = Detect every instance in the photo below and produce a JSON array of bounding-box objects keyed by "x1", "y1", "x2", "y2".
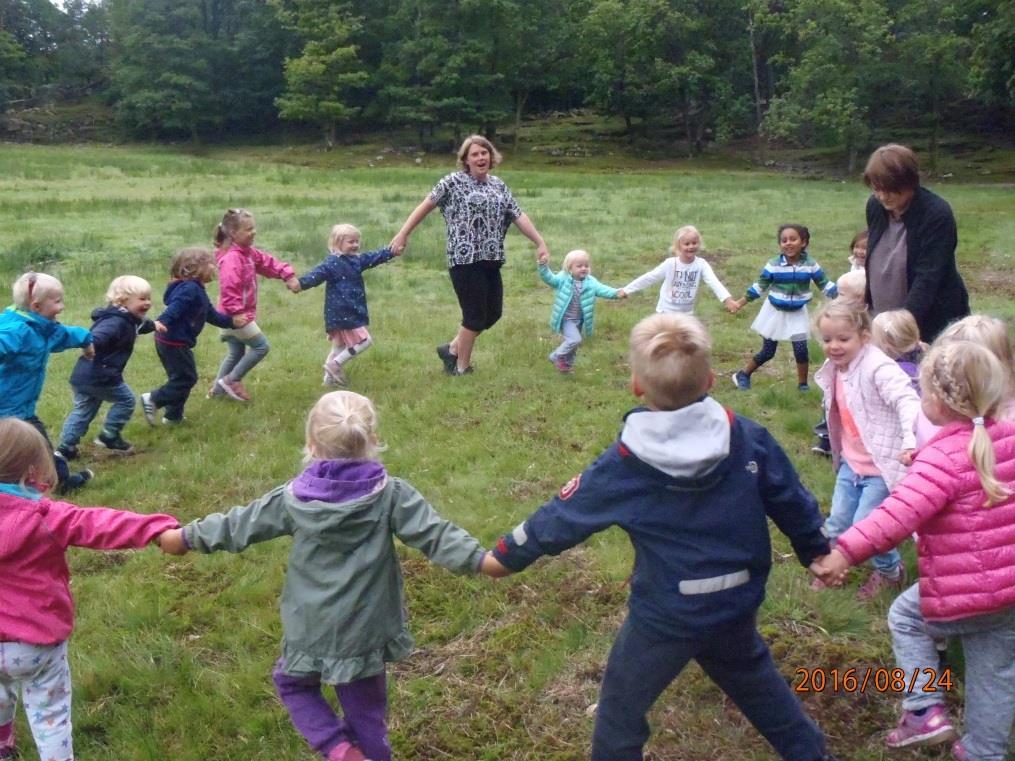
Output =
[{"x1": 0, "y1": 142, "x2": 1012, "y2": 760}]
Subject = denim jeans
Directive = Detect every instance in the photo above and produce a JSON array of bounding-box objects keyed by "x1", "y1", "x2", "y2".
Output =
[
  {"x1": 825, "y1": 460, "x2": 900, "y2": 574},
  {"x1": 591, "y1": 616, "x2": 827, "y2": 761},
  {"x1": 549, "y1": 319, "x2": 583, "y2": 364},
  {"x1": 217, "y1": 332, "x2": 270, "y2": 382},
  {"x1": 889, "y1": 584, "x2": 1015, "y2": 760},
  {"x1": 58, "y1": 381, "x2": 135, "y2": 446}
]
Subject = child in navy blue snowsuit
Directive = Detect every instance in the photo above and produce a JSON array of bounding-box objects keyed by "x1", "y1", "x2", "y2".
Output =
[{"x1": 481, "y1": 313, "x2": 837, "y2": 761}]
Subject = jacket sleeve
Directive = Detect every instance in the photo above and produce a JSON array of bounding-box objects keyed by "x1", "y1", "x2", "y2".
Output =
[
  {"x1": 492, "y1": 453, "x2": 622, "y2": 572},
  {"x1": 874, "y1": 361, "x2": 921, "y2": 450},
  {"x1": 590, "y1": 277, "x2": 620, "y2": 299},
  {"x1": 44, "y1": 499, "x2": 179, "y2": 550},
  {"x1": 755, "y1": 426, "x2": 830, "y2": 566},
  {"x1": 183, "y1": 485, "x2": 296, "y2": 553},
  {"x1": 623, "y1": 261, "x2": 668, "y2": 294},
  {"x1": 700, "y1": 260, "x2": 732, "y2": 302},
  {"x1": 87, "y1": 318, "x2": 119, "y2": 353},
  {"x1": 217, "y1": 251, "x2": 246, "y2": 316},
  {"x1": 48, "y1": 323, "x2": 93, "y2": 352},
  {"x1": 297, "y1": 258, "x2": 333, "y2": 291},
  {"x1": 836, "y1": 451, "x2": 957, "y2": 565},
  {"x1": 811, "y1": 262, "x2": 837, "y2": 298},
  {"x1": 746, "y1": 264, "x2": 772, "y2": 301},
  {"x1": 251, "y1": 248, "x2": 296, "y2": 281},
  {"x1": 138, "y1": 318, "x2": 156, "y2": 336},
  {"x1": 389, "y1": 480, "x2": 485, "y2": 574},
  {"x1": 205, "y1": 301, "x2": 234, "y2": 329},
  {"x1": 538, "y1": 263, "x2": 563, "y2": 288},
  {"x1": 156, "y1": 286, "x2": 194, "y2": 329},
  {"x1": 903, "y1": 196, "x2": 958, "y2": 330},
  {"x1": 356, "y1": 247, "x2": 396, "y2": 271}
]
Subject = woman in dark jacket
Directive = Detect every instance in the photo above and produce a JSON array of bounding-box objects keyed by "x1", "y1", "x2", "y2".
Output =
[{"x1": 862, "y1": 144, "x2": 969, "y2": 341}]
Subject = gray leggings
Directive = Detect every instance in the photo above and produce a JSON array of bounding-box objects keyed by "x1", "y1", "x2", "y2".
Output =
[{"x1": 217, "y1": 332, "x2": 270, "y2": 382}]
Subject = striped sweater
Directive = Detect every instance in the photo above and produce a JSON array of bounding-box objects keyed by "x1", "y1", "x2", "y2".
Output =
[{"x1": 745, "y1": 251, "x2": 836, "y2": 310}]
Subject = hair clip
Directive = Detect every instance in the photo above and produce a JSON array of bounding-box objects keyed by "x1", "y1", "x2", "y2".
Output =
[
  {"x1": 26, "y1": 272, "x2": 37, "y2": 302},
  {"x1": 972, "y1": 416, "x2": 985, "y2": 427}
]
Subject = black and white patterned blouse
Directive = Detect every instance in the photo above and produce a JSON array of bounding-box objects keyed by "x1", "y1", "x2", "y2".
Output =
[{"x1": 429, "y1": 172, "x2": 522, "y2": 267}]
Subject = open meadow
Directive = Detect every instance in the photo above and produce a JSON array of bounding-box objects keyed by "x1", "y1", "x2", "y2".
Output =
[{"x1": 1, "y1": 142, "x2": 1013, "y2": 760}]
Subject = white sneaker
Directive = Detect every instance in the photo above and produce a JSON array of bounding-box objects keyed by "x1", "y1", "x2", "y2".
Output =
[
  {"x1": 140, "y1": 392, "x2": 157, "y2": 425},
  {"x1": 322, "y1": 360, "x2": 347, "y2": 386}
]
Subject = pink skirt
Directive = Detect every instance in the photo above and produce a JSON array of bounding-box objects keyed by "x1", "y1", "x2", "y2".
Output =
[{"x1": 328, "y1": 327, "x2": 371, "y2": 348}]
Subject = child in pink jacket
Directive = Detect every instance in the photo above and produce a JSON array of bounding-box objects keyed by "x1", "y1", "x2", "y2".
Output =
[
  {"x1": 210, "y1": 208, "x2": 300, "y2": 402},
  {"x1": 815, "y1": 340, "x2": 1015, "y2": 761},
  {"x1": 0, "y1": 418, "x2": 179, "y2": 761}
]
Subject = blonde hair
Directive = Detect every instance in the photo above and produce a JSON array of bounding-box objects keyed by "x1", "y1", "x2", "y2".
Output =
[
  {"x1": 835, "y1": 270, "x2": 867, "y2": 308},
  {"x1": 937, "y1": 315, "x2": 1014, "y2": 396},
  {"x1": 456, "y1": 134, "x2": 502, "y2": 173},
  {"x1": 12, "y1": 271, "x2": 62, "y2": 310},
  {"x1": 669, "y1": 225, "x2": 702, "y2": 255},
  {"x1": 920, "y1": 341, "x2": 1012, "y2": 507},
  {"x1": 214, "y1": 208, "x2": 254, "y2": 248},
  {"x1": 871, "y1": 309, "x2": 923, "y2": 359},
  {"x1": 171, "y1": 247, "x2": 216, "y2": 280},
  {"x1": 562, "y1": 249, "x2": 590, "y2": 274},
  {"x1": 813, "y1": 299, "x2": 872, "y2": 337},
  {"x1": 329, "y1": 224, "x2": 362, "y2": 253},
  {"x1": 305, "y1": 391, "x2": 382, "y2": 462},
  {"x1": 629, "y1": 313, "x2": 712, "y2": 411},
  {"x1": 0, "y1": 417, "x2": 57, "y2": 491},
  {"x1": 105, "y1": 275, "x2": 152, "y2": 305}
]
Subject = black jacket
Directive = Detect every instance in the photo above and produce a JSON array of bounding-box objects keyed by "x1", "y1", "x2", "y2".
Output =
[
  {"x1": 70, "y1": 305, "x2": 155, "y2": 387},
  {"x1": 864, "y1": 186, "x2": 969, "y2": 341}
]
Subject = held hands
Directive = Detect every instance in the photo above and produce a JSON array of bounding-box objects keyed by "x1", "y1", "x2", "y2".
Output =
[
  {"x1": 389, "y1": 233, "x2": 407, "y2": 256},
  {"x1": 156, "y1": 528, "x2": 189, "y2": 556},
  {"x1": 285, "y1": 277, "x2": 301, "y2": 293},
  {"x1": 479, "y1": 551, "x2": 513, "y2": 578},
  {"x1": 808, "y1": 549, "x2": 851, "y2": 587},
  {"x1": 231, "y1": 315, "x2": 249, "y2": 329},
  {"x1": 81, "y1": 344, "x2": 95, "y2": 360},
  {"x1": 536, "y1": 244, "x2": 549, "y2": 266},
  {"x1": 899, "y1": 448, "x2": 916, "y2": 466},
  {"x1": 723, "y1": 297, "x2": 740, "y2": 314},
  {"x1": 617, "y1": 289, "x2": 628, "y2": 299},
  {"x1": 154, "y1": 320, "x2": 168, "y2": 334}
]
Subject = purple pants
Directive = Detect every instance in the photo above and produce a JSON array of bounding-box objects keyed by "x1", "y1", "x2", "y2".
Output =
[{"x1": 272, "y1": 660, "x2": 391, "y2": 761}]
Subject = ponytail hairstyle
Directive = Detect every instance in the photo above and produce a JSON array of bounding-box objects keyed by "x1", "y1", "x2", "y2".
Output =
[
  {"x1": 214, "y1": 208, "x2": 253, "y2": 249},
  {"x1": 871, "y1": 309, "x2": 923, "y2": 360},
  {"x1": 0, "y1": 417, "x2": 57, "y2": 492},
  {"x1": 919, "y1": 341, "x2": 1012, "y2": 507},
  {"x1": 304, "y1": 391, "x2": 383, "y2": 463}
]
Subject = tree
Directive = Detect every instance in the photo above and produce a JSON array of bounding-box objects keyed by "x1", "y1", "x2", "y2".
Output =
[{"x1": 968, "y1": 0, "x2": 1015, "y2": 118}]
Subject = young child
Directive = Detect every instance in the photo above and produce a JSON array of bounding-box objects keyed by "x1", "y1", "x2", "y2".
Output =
[
  {"x1": 0, "y1": 272, "x2": 94, "y2": 492},
  {"x1": 937, "y1": 314, "x2": 1015, "y2": 421},
  {"x1": 55, "y1": 276, "x2": 155, "y2": 458},
  {"x1": 621, "y1": 225, "x2": 738, "y2": 315},
  {"x1": 538, "y1": 249, "x2": 626, "y2": 373},
  {"x1": 296, "y1": 224, "x2": 399, "y2": 387},
  {"x1": 157, "y1": 391, "x2": 488, "y2": 761},
  {"x1": 812, "y1": 301, "x2": 920, "y2": 597},
  {"x1": 871, "y1": 309, "x2": 926, "y2": 392},
  {"x1": 848, "y1": 229, "x2": 869, "y2": 272},
  {"x1": 141, "y1": 248, "x2": 236, "y2": 425},
  {"x1": 210, "y1": 208, "x2": 300, "y2": 402},
  {"x1": 835, "y1": 270, "x2": 867, "y2": 310},
  {"x1": 732, "y1": 225, "x2": 837, "y2": 392},
  {"x1": 482, "y1": 313, "x2": 836, "y2": 761},
  {"x1": 814, "y1": 340, "x2": 1015, "y2": 761},
  {"x1": 0, "y1": 417, "x2": 178, "y2": 761}
]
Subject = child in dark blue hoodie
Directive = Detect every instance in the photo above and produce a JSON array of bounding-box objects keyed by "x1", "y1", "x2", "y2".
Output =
[
  {"x1": 56, "y1": 276, "x2": 155, "y2": 458},
  {"x1": 141, "y1": 248, "x2": 236, "y2": 424},
  {"x1": 480, "y1": 313, "x2": 839, "y2": 761}
]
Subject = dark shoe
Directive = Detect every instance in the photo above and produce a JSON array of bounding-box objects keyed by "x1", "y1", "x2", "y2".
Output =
[
  {"x1": 732, "y1": 370, "x2": 751, "y2": 390},
  {"x1": 811, "y1": 437, "x2": 831, "y2": 456},
  {"x1": 798, "y1": 383, "x2": 811, "y2": 392},
  {"x1": 140, "y1": 392, "x2": 157, "y2": 425},
  {"x1": 436, "y1": 343, "x2": 458, "y2": 374},
  {"x1": 59, "y1": 468, "x2": 94, "y2": 494},
  {"x1": 94, "y1": 431, "x2": 134, "y2": 455},
  {"x1": 56, "y1": 443, "x2": 79, "y2": 461}
]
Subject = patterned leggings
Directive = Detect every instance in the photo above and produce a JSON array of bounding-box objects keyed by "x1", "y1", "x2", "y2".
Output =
[
  {"x1": 0, "y1": 640, "x2": 73, "y2": 761},
  {"x1": 754, "y1": 338, "x2": 809, "y2": 366}
]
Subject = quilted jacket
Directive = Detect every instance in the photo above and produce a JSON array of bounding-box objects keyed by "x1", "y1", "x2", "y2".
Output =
[
  {"x1": 216, "y1": 244, "x2": 296, "y2": 322},
  {"x1": 836, "y1": 418, "x2": 1015, "y2": 622},
  {"x1": 538, "y1": 263, "x2": 620, "y2": 336}
]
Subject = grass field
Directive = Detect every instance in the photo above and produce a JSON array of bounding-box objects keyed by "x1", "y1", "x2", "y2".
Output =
[{"x1": 1, "y1": 142, "x2": 1013, "y2": 761}]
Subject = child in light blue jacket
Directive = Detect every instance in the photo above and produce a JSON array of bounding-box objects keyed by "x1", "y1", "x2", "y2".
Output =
[{"x1": 539, "y1": 249, "x2": 625, "y2": 373}]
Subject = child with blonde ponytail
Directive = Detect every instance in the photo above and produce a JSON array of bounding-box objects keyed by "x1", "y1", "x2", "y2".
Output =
[
  {"x1": 157, "y1": 391, "x2": 488, "y2": 761},
  {"x1": 813, "y1": 340, "x2": 1015, "y2": 760}
]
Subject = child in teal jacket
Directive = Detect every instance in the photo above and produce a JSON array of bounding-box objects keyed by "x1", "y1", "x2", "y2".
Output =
[{"x1": 539, "y1": 249, "x2": 626, "y2": 372}]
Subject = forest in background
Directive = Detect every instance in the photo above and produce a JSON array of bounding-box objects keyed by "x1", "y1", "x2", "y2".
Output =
[{"x1": 1, "y1": 0, "x2": 1013, "y2": 169}]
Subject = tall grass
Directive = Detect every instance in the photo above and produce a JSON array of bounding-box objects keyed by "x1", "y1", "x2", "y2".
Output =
[{"x1": 1, "y1": 143, "x2": 1011, "y2": 760}]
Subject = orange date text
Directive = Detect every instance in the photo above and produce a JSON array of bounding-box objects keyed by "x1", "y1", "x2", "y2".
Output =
[{"x1": 793, "y1": 667, "x2": 953, "y2": 694}]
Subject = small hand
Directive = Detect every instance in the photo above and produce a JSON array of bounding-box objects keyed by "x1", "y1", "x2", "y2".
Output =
[
  {"x1": 81, "y1": 344, "x2": 95, "y2": 360},
  {"x1": 809, "y1": 549, "x2": 850, "y2": 587},
  {"x1": 724, "y1": 298, "x2": 739, "y2": 314},
  {"x1": 154, "y1": 320, "x2": 168, "y2": 334},
  {"x1": 480, "y1": 551, "x2": 513, "y2": 578},
  {"x1": 899, "y1": 449, "x2": 916, "y2": 466},
  {"x1": 617, "y1": 289, "x2": 628, "y2": 299},
  {"x1": 285, "y1": 277, "x2": 301, "y2": 293},
  {"x1": 232, "y1": 315, "x2": 248, "y2": 328},
  {"x1": 156, "y1": 528, "x2": 189, "y2": 556},
  {"x1": 536, "y1": 244, "x2": 549, "y2": 266}
]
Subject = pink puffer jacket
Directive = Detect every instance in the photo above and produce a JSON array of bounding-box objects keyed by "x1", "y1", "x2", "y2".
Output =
[
  {"x1": 836, "y1": 418, "x2": 1015, "y2": 621},
  {"x1": 216, "y1": 244, "x2": 296, "y2": 322},
  {"x1": 815, "y1": 343, "x2": 921, "y2": 488}
]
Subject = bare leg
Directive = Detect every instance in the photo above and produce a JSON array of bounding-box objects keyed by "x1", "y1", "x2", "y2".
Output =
[{"x1": 453, "y1": 327, "x2": 480, "y2": 372}]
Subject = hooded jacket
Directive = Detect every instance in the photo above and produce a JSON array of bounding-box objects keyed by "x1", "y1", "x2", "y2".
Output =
[
  {"x1": 183, "y1": 460, "x2": 486, "y2": 683},
  {"x1": 155, "y1": 279, "x2": 233, "y2": 348},
  {"x1": 538, "y1": 263, "x2": 620, "y2": 336},
  {"x1": 0, "y1": 307, "x2": 92, "y2": 419},
  {"x1": 298, "y1": 248, "x2": 395, "y2": 331},
  {"x1": 216, "y1": 244, "x2": 296, "y2": 322},
  {"x1": 69, "y1": 305, "x2": 155, "y2": 388},
  {"x1": 492, "y1": 397, "x2": 829, "y2": 639}
]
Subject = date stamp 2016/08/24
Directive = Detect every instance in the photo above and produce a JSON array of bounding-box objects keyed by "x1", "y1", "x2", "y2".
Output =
[{"x1": 794, "y1": 667, "x2": 954, "y2": 694}]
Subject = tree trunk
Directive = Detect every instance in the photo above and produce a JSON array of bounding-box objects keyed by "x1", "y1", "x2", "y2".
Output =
[
  {"x1": 513, "y1": 90, "x2": 528, "y2": 151},
  {"x1": 748, "y1": 12, "x2": 766, "y2": 162}
]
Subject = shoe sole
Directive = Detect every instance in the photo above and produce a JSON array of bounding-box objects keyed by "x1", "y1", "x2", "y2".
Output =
[
  {"x1": 93, "y1": 438, "x2": 134, "y2": 455},
  {"x1": 886, "y1": 725, "x2": 956, "y2": 748},
  {"x1": 217, "y1": 378, "x2": 249, "y2": 402}
]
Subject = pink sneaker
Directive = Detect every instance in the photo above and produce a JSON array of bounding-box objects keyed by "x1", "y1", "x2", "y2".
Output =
[
  {"x1": 858, "y1": 566, "x2": 906, "y2": 600},
  {"x1": 327, "y1": 741, "x2": 369, "y2": 761},
  {"x1": 885, "y1": 704, "x2": 957, "y2": 748},
  {"x1": 552, "y1": 357, "x2": 572, "y2": 373},
  {"x1": 217, "y1": 377, "x2": 251, "y2": 402}
]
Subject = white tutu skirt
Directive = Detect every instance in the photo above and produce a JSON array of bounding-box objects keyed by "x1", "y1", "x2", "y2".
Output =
[{"x1": 750, "y1": 300, "x2": 811, "y2": 342}]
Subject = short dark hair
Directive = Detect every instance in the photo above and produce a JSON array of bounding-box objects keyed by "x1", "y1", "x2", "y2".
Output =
[
  {"x1": 778, "y1": 224, "x2": 810, "y2": 247},
  {"x1": 863, "y1": 144, "x2": 920, "y2": 193}
]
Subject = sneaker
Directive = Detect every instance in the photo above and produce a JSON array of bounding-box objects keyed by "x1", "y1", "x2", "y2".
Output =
[
  {"x1": 217, "y1": 377, "x2": 250, "y2": 402},
  {"x1": 436, "y1": 343, "x2": 458, "y2": 375},
  {"x1": 323, "y1": 371, "x2": 338, "y2": 387},
  {"x1": 450, "y1": 365, "x2": 474, "y2": 376},
  {"x1": 207, "y1": 381, "x2": 225, "y2": 398},
  {"x1": 950, "y1": 739, "x2": 969, "y2": 761},
  {"x1": 811, "y1": 438, "x2": 832, "y2": 457},
  {"x1": 552, "y1": 357, "x2": 572, "y2": 373},
  {"x1": 858, "y1": 566, "x2": 906, "y2": 600},
  {"x1": 885, "y1": 704, "x2": 956, "y2": 748},
  {"x1": 162, "y1": 416, "x2": 186, "y2": 425},
  {"x1": 326, "y1": 741, "x2": 368, "y2": 761},
  {"x1": 323, "y1": 360, "x2": 348, "y2": 387},
  {"x1": 140, "y1": 392, "x2": 157, "y2": 425},
  {"x1": 732, "y1": 370, "x2": 751, "y2": 390},
  {"x1": 56, "y1": 443, "x2": 79, "y2": 461},
  {"x1": 798, "y1": 383, "x2": 811, "y2": 392},
  {"x1": 59, "y1": 468, "x2": 94, "y2": 494},
  {"x1": 94, "y1": 431, "x2": 134, "y2": 454}
]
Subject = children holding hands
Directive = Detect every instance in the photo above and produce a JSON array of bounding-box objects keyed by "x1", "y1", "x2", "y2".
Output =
[{"x1": 539, "y1": 248, "x2": 626, "y2": 373}]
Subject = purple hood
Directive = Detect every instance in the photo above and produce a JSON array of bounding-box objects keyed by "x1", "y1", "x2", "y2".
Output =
[{"x1": 291, "y1": 459, "x2": 387, "y2": 503}]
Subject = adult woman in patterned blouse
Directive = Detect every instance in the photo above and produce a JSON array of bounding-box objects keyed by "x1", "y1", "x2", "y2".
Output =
[{"x1": 391, "y1": 135, "x2": 549, "y2": 375}]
